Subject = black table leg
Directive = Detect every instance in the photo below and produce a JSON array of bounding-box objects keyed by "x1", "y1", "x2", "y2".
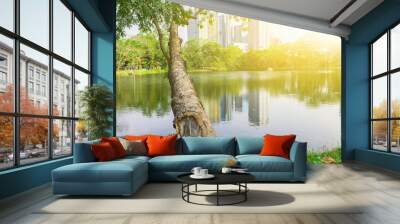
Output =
[
  {"x1": 195, "y1": 184, "x2": 198, "y2": 192},
  {"x1": 245, "y1": 183, "x2": 247, "y2": 201},
  {"x1": 187, "y1": 184, "x2": 190, "y2": 202},
  {"x1": 181, "y1": 184, "x2": 183, "y2": 199},
  {"x1": 216, "y1": 184, "x2": 219, "y2": 206}
]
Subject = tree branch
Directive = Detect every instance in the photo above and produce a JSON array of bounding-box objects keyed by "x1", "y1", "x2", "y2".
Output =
[{"x1": 152, "y1": 19, "x2": 170, "y2": 65}]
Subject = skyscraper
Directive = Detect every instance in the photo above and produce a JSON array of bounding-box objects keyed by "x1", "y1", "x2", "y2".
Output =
[
  {"x1": 187, "y1": 12, "x2": 219, "y2": 42},
  {"x1": 187, "y1": 13, "x2": 246, "y2": 51},
  {"x1": 248, "y1": 20, "x2": 268, "y2": 49}
]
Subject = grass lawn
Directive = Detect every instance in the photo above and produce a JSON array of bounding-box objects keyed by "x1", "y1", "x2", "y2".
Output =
[
  {"x1": 117, "y1": 69, "x2": 220, "y2": 76},
  {"x1": 307, "y1": 148, "x2": 342, "y2": 164}
]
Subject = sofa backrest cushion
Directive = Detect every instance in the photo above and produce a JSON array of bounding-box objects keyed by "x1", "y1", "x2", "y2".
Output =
[
  {"x1": 235, "y1": 137, "x2": 263, "y2": 155},
  {"x1": 180, "y1": 137, "x2": 236, "y2": 155},
  {"x1": 73, "y1": 139, "x2": 100, "y2": 163}
]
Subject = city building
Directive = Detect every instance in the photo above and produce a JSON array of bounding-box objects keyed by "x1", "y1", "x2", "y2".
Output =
[
  {"x1": 248, "y1": 20, "x2": 268, "y2": 49},
  {"x1": 188, "y1": 13, "x2": 270, "y2": 52},
  {"x1": 187, "y1": 11, "x2": 219, "y2": 42},
  {"x1": 0, "y1": 41, "x2": 73, "y2": 155}
]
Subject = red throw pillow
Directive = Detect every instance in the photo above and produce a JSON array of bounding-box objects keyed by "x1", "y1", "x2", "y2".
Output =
[
  {"x1": 101, "y1": 137, "x2": 127, "y2": 158},
  {"x1": 260, "y1": 134, "x2": 296, "y2": 159},
  {"x1": 91, "y1": 142, "x2": 117, "y2": 162},
  {"x1": 146, "y1": 135, "x2": 177, "y2": 157}
]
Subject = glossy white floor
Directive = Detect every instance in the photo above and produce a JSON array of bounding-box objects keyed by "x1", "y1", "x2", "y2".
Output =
[{"x1": 1, "y1": 162, "x2": 400, "y2": 224}]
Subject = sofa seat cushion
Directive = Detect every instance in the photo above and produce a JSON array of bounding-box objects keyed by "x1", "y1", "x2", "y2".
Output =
[
  {"x1": 117, "y1": 155, "x2": 150, "y2": 162},
  {"x1": 149, "y1": 155, "x2": 235, "y2": 172},
  {"x1": 236, "y1": 155, "x2": 293, "y2": 172},
  {"x1": 53, "y1": 159, "x2": 147, "y2": 183}
]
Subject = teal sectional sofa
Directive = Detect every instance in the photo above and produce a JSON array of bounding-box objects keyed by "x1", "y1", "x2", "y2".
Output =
[{"x1": 52, "y1": 137, "x2": 307, "y2": 196}]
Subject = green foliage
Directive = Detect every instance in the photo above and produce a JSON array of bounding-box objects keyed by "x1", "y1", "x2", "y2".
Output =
[
  {"x1": 117, "y1": 0, "x2": 202, "y2": 39},
  {"x1": 117, "y1": 34, "x2": 166, "y2": 70},
  {"x1": 80, "y1": 84, "x2": 114, "y2": 140},
  {"x1": 307, "y1": 148, "x2": 342, "y2": 165},
  {"x1": 117, "y1": 36, "x2": 340, "y2": 73},
  {"x1": 181, "y1": 40, "x2": 243, "y2": 71}
]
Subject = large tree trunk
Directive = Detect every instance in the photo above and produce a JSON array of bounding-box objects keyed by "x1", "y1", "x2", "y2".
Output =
[{"x1": 167, "y1": 22, "x2": 215, "y2": 136}]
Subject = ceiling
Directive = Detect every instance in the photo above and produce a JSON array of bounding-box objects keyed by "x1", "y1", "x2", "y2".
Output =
[{"x1": 169, "y1": 0, "x2": 384, "y2": 38}]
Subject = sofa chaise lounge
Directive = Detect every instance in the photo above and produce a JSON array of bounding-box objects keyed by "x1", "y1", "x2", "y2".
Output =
[{"x1": 52, "y1": 137, "x2": 307, "y2": 196}]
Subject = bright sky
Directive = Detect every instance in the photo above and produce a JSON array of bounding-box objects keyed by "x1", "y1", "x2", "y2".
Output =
[{"x1": 0, "y1": 0, "x2": 89, "y2": 71}]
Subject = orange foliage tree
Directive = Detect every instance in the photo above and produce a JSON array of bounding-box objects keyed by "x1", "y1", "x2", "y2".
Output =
[{"x1": 0, "y1": 85, "x2": 59, "y2": 151}]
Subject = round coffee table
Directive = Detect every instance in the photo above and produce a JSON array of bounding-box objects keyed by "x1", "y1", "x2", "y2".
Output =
[{"x1": 177, "y1": 173, "x2": 255, "y2": 206}]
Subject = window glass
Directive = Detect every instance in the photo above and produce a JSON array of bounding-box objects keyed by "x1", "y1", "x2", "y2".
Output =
[
  {"x1": 74, "y1": 69, "x2": 89, "y2": 118},
  {"x1": 372, "y1": 77, "x2": 387, "y2": 119},
  {"x1": 0, "y1": 0, "x2": 92, "y2": 168},
  {"x1": 0, "y1": 116, "x2": 14, "y2": 170},
  {"x1": 74, "y1": 18, "x2": 89, "y2": 69},
  {"x1": 372, "y1": 121, "x2": 388, "y2": 151},
  {"x1": 20, "y1": 44, "x2": 49, "y2": 115},
  {"x1": 19, "y1": 117, "x2": 49, "y2": 165},
  {"x1": 53, "y1": 0, "x2": 72, "y2": 60},
  {"x1": 20, "y1": 0, "x2": 49, "y2": 49},
  {"x1": 0, "y1": 0, "x2": 14, "y2": 31},
  {"x1": 53, "y1": 59, "x2": 72, "y2": 117},
  {"x1": 372, "y1": 34, "x2": 387, "y2": 76},
  {"x1": 53, "y1": 119, "x2": 72, "y2": 157},
  {"x1": 391, "y1": 72, "x2": 400, "y2": 118},
  {"x1": 75, "y1": 120, "x2": 88, "y2": 143},
  {"x1": 391, "y1": 24, "x2": 400, "y2": 70},
  {"x1": 0, "y1": 35, "x2": 14, "y2": 112},
  {"x1": 391, "y1": 120, "x2": 400, "y2": 153}
]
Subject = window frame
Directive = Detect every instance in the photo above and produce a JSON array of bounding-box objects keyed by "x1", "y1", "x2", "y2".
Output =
[
  {"x1": 370, "y1": 21, "x2": 400, "y2": 154},
  {"x1": 0, "y1": 0, "x2": 92, "y2": 171}
]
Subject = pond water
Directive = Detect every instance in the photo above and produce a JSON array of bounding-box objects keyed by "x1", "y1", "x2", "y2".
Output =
[{"x1": 116, "y1": 70, "x2": 341, "y2": 150}]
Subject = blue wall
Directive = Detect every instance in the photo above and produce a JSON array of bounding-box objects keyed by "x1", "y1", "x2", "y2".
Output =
[
  {"x1": 0, "y1": 0, "x2": 116, "y2": 200},
  {"x1": 91, "y1": 0, "x2": 116, "y2": 135},
  {"x1": 343, "y1": 0, "x2": 400, "y2": 171},
  {"x1": 0, "y1": 158, "x2": 72, "y2": 199}
]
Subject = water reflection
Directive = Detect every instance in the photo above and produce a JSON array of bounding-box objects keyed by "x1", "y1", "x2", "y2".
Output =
[{"x1": 117, "y1": 70, "x2": 341, "y2": 150}]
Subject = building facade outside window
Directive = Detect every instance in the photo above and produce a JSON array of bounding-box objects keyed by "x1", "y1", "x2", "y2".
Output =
[
  {"x1": 370, "y1": 23, "x2": 400, "y2": 154},
  {"x1": 0, "y1": 53, "x2": 8, "y2": 90},
  {"x1": 0, "y1": 0, "x2": 91, "y2": 170}
]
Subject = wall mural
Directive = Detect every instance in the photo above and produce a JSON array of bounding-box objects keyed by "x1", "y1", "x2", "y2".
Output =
[{"x1": 116, "y1": 0, "x2": 341, "y2": 163}]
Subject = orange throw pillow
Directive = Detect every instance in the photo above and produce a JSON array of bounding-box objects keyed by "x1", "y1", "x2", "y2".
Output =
[
  {"x1": 146, "y1": 135, "x2": 177, "y2": 157},
  {"x1": 101, "y1": 137, "x2": 127, "y2": 158},
  {"x1": 91, "y1": 142, "x2": 117, "y2": 162},
  {"x1": 260, "y1": 134, "x2": 296, "y2": 159},
  {"x1": 124, "y1": 135, "x2": 149, "y2": 141}
]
